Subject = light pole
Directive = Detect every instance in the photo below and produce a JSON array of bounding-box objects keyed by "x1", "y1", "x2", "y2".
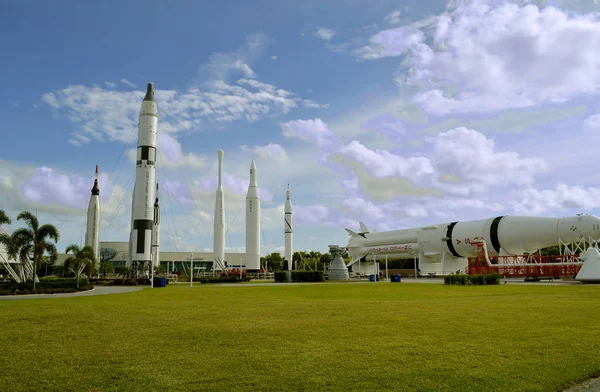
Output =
[{"x1": 190, "y1": 253, "x2": 193, "y2": 287}]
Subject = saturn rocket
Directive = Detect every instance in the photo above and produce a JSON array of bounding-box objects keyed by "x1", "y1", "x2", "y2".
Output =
[
  {"x1": 152, "y1": 183, "x2": 160, "y2": 268},
  {"x1": 213, "y1": 149, "x2": 226, "y2": 271},
  {"x1": 284, "y1": 184, "x2": 293, "y2": 271},
  {"x1": 129, "y1": 83, "x2": 158, "y2": 270},
  {"x1": 245, "y1": 159, "x2": 261, "y2": 271},
  {"x1": 85, "y1": 165, "x2": 100, "y2": 267}
]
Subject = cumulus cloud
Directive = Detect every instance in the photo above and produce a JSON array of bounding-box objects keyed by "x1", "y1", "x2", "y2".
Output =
[
  {"x1": 355, "y1": 27, "x2": 424, "y2": 60},
  {"x1": 360, "y1": 113, "x2": 406, "y2": 142},
  {"x1": 360, "y1": 1, "x2": 600, "y2": 114},
  {"x1": 241, "y1": 143, "x2": 288, "y2": 162},
  {"x1": 315, "y1": 27, "x2": 336, "y2": 41},
  {"x1": 513, "y1": 184, "x2": 600, "y2": 215},
  {"x1": 430, "y1": 127, "x2": 548, "y2": 195},
  {"x1": 281, "y1": 118, "x2": 339, "y2": 152},
  {"x1": 21, "y1": 166, "x2": 113, "y2": 209},
  {"x1": 294, "y1": 205, "x2": 330, "y2": 225}
]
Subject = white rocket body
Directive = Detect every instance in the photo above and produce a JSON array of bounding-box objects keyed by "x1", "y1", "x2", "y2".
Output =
[
  {"x1": 130, "y1": 83, "x2": 158, "y2": 269},
  {"x1": 85, "y1": 165, "x2": 100, "y2": 267},
  {"x1": 152, "y1": 183, "x2": 160, "y2": 268},
  {"x1": 346, "y1": 214, "x2": 600, "y2": 275},
  {"x1": 213, "y1": 149, "x2": 225, "y2": 271},
  {"x1": 284, "y1": 184, "x2": 293, "y2": 271},
  {"x1": 245, "y1": 159, "x2": 260, "y2": 271}
]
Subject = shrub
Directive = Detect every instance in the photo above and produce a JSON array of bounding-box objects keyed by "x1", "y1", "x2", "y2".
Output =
[
  {"x1": 274, "y1": 271, "x2": 287, "y2": 283},
  {"x1": 124, "y1": 279, "x2": 138, "y2": 286},
  {"x1": 291, "y1": 271, "x2": 324, "y2": 282},
  {"x1": 444, "y1": 273, "x2": 501, "y2": 286}
]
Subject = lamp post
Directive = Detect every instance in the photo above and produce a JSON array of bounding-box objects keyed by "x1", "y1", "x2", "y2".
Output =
[{"x1": 190, "y1": 253, "x2": 193, "y2": 287}]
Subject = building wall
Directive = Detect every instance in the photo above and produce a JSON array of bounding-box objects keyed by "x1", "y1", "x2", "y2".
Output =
[{"x1": 56, "y1": 242, "x2": 245, "y2": 272}]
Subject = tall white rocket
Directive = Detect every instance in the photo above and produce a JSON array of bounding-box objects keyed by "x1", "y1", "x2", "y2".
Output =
[
  {"x1": 152, "y1": 183, "x2": 160, "y2": 268},
  {"x1": 213, "y1": 149, "x2": 225, "y2": 271},
  {"x1": 245, "y1": 159, "x2": 260, "y2": 271},
  {"x1": 284, "y1": 184, "x2": 293, "y2": 271},
  {"x1": 85, "y1": 165, "x2": 100, "y2": 268},
  {"x1": 129, "y1": 83, "x2": 158, "y2": 270}
]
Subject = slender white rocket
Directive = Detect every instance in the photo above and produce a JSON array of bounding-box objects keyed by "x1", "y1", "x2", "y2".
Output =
[
  {"x1": 129, "y1": 83, "x2": 158, "y2": 271},
  {"x1": 152, "y1": 183, "x2": 160, "y2": 268},
  {"x1": 213, "y1": 149, "x2": 225, "y2": 271},
  {"x1": 245, "y1": 159, "x2": 260, "y2": 271},
  {"x1": 85, "y1": 165, "x2": 100, "y2": 268},
  {"x1": 284, "y1": 183, "x2": 293, "y2": 271}
]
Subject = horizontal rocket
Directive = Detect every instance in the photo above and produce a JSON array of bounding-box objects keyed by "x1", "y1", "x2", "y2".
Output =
[{"x1": 346, "y1": 214, "x2": 600, "y2": 273}]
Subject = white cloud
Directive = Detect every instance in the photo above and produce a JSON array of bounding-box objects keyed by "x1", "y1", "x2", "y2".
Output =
[
  {"x1": 104, "y1": 81, "x2": 116, "y2": 88},
  {"x1": 241, "y1": 143, "x2": 288, "y2": 162},
  {"x1": 513, "y1": 184, "x2": 600, "y2": 215},
  {"x1": 384, "y1": 10, "x2": 403, "y2": 26},
  {"x1": 359, "y1": 1, "x2": 600, "y2": 114},
  {"x1": 120, "y1": 78, "x2": 136, "y2": 88},
  {"x1": 197, "y1": 173, "x2": 273, "y2": 202},
  {"x1": 271, "y1": 55, "x2": 278, "y2": 61},
  {"x1": 281, "y1": 119, "x2": 339, "y2": 152},
  {"x1": 584, "y1": 113, "x2": 600, "y2": 130},
  {"x1": 43, "y1": 80, "x2": 324, "y2": 145},
  {"x1": 355, "y1": 27, "x2": 424, "y2": 60},
  {"x1": 315, "y1": 27, "x2": 336, "y2": 41}
]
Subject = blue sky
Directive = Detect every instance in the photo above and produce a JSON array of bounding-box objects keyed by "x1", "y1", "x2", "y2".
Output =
[{"x1": 2, "y1": 0, "x2": 600, "y2": 256}]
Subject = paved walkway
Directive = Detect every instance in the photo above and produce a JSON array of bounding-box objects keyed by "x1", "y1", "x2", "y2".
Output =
[
  {"x1": 0, "y1": 285, "x2": 142, "y2": 300},
  {"x1": 564, "y1": 377, "x2": 600, "y2": 391}
]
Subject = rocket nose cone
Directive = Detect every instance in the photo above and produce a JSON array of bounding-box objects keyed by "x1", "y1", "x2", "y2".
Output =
[{"x1": 143, "y1": 83, "x2": 155, "y2": 102}]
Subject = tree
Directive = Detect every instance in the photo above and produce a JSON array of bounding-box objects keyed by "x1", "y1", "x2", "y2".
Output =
[
  {"x1": 0, "y1": 209, "x2": 11, "y2": 226},
  {"x1": 99, "y1": 260, "x2": 114, "y2": 279},
  {"x1": 261, "y1": 252, "x2": 285, "y2": 271},
  {"x1": 64, "y1": 244, "x2": 95, "y2": 288},
  {"x1": 115, "y1": 266, "x2": 130, "y2": 278},
  {"x1": 11, "y1": 211, "x2": 59, "y2": 289}
]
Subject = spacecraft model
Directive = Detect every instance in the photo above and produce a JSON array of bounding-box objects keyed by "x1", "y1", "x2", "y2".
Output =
[
  {"x1": 284, "y1": 184, "x2": 293, "y2": 270},
  {"x1": 128, "y1": 83, "x2": 158, "y2": 271},
  {"x1": 245, "y1": 159, "x2": 260, "y2": 272},
  {"x1": 213, "y1": 149, "x2": 225, "y2": 271},
  {"x1": 85, "y1": 165, "x2": 100, "y2": 267},
  {"x1": 346, "y1": 215, "x2": 600, "y2": 274}
]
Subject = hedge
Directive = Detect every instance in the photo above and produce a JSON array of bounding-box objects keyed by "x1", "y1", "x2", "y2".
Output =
[
  {"x1": 0, "y1": 277, "x2": 94, "y2": 295},
  {"x1": 444, "y1": 274, "x2": 501, "y2": 285},
  {"x1": 291, "y1": 271, "x2": 324, "y2": 283}
]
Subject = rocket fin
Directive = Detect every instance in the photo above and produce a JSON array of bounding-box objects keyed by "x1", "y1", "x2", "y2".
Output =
[{"x1": 359, "y1": 221, "x2": 369, "y2": 234}]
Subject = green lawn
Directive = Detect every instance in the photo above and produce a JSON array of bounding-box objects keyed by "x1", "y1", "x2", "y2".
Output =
[{"x1": 0, "y1": 283, "x2": 599, "y2": 391}]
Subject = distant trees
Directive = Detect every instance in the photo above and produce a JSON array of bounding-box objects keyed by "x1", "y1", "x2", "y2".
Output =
[{"x1": 260, "y1": 250, "x2": 338, "y2": 272}]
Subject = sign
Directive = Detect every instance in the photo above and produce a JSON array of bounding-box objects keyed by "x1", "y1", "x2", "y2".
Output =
[{"x1": 100, "y1": 248, "x2": 117, "y2": 261}]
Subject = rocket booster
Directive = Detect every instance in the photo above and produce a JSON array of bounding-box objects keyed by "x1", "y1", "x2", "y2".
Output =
[
  {"x1": 85, "y1": 165, "x2": 100, "y2": 267},
  {"x1": 152, "y1": 183, "x2": 160, "y2": 268},
  {"x1": 245, "y1": 159, "x2": 260, "y2": 271},
  {"x1": 130, "y1": 83, "x2": 158, "y2": 267},
  {"x1": 284, "y1": 184, "x2": 293, "y2": 270},
  {"x1": 346, "y1": 215, "x2": 600, "y2": 263},
  {"x1": 213, "y1": 149, "x2": 225, "y2": 271}
]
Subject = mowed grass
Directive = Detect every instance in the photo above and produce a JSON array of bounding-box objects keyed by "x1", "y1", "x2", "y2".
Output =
[{"x1": 1, "y1": 283, "x2": 599, "y2": 391}]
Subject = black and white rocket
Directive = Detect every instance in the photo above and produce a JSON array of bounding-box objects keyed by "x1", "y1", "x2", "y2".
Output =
[
  {"x1": 152, "y1": 183, "x2": 160, "y2": 268},
  {"x1": 284, "y1": 184, "x2": 293, "y2": 270},
  {"x1": 129, "y1": 83, "x2": 158, "y2": 270},
  {"x1": 213, "y1": 149, "x2": 225, "y2": 271},
  {"x1": 85, "y1": 165, "x2": 100, "y2": 267},
  {"x1": 245, "y1": 159, "x2": 260, "y2": 272}
]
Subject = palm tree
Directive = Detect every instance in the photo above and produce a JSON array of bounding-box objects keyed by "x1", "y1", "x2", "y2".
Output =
[
  {"x1": 64, "y1": 244, "x2": 95, "y2": 288},
  {"x1": 11, "y1": 211, "x2": 59, "y2": 289},
  {"x1": 99, "y1": 260, "x2": 114, "y2": 279},
  {"x1": 0, "y1": 209, "x2": 11, "y2": 226}
]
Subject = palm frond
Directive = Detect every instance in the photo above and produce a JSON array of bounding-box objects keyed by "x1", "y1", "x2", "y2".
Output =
[{"x1": 16, "y1": 211, "x2": 38, "y2": 233}]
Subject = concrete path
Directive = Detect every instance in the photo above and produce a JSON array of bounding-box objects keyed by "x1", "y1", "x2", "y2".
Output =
[
  {"x1": 0, "y1": 285, "x2": 142, "y2": 300},
  {"x1": 564, "y1": 377, "x2": 600, "y2": 391}
]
